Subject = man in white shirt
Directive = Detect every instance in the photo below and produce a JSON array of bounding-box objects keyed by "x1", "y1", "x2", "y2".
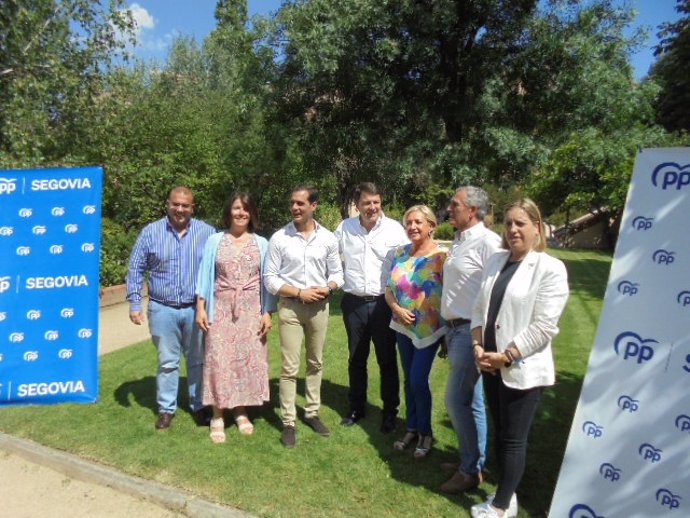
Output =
[
  {"x1": 440, "y1": 186, "x2": 502, "y2": 493},
  {"x1": 264, "y1": 185, "x2": 344, "y2": 448},
  {"x1": 334, "y1": 183, "x2": 409, "y2": 433}
]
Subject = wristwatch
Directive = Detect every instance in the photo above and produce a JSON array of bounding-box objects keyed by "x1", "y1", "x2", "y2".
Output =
[{"x1": 328, "y1": 286, "x2": 334, "y2": 297}]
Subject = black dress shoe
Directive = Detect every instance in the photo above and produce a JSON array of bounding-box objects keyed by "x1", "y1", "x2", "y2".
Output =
[
  {"x1": 340, "y1": 410, "x2": 365, "y2": 427},
  {"x1": 155, "y1": 412, "x2": 174, "y2": 430},
  {"x1": 192, "y1": 407, "x2": 211, "y2": 426},
  {"x1": 380, "y1": 413, "x2": 397, "y2": 434}
]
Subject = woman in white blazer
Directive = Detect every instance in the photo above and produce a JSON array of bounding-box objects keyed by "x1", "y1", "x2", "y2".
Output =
[{"x1": 469, "y1": 199, "x2": 569, "y2": 518}]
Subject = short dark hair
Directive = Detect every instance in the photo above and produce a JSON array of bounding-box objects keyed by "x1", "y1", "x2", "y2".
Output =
[
  {"x1": 222, "y1": 192, "x2": 259, "y2": 232},
  {"x1": 168, "y1": 186, "x2": 194, "y2": 203},
  {"x1": 292, "y1": 184, "x2": 319, "y2": 204},
  {"x1": 353, "y1": 182, "x2": 382, "y2": 203}
]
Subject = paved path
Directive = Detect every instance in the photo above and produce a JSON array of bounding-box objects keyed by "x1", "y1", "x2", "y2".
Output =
[{"x1": 0, "y1": 298, "x2": 253, "y2": 518}]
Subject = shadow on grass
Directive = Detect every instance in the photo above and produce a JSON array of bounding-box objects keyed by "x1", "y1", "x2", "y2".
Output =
[
  {"x1": 322, "y1": 366, "x2": 584, "y2": 517},
  {"x1": 113, "y1": 376, "x2": 158, "y2": 415}
]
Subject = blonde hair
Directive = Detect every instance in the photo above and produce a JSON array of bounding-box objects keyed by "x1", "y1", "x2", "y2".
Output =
[
  {"x1": 502, "y1": 198, "x2": 546, "y2": 252},
  {"x1": 403, "y1": 205, "x2": 438, "y2": 235}
]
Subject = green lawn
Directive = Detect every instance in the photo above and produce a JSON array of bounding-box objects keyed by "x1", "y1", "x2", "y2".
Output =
[{"x1": 0, "y1": 248, "x2": 611, "y2": 518}]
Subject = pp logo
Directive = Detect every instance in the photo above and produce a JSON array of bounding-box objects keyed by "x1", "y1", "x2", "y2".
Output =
[
  {"x1": 0, "y1": 177, "x2": 17, "y2": 195},
  {"x1": 0, "y1": 354, "x2": 3, "y2": 361},
  {"x1": 656, "y1": 489, "x2": 681, "y2": 510},
  {"x1": 652, "y1": 162, "x2": 690, "y2": 190},
  {"x1": 32, "y1": 225, "x2": 47, "y2": 235},
  {"x1": 599, "y1": 462, "x2": 621, "y2": 482},
  {"x1": 60, "y1": 308, "x2": 75, "y2": 318},
  {"x1": 631, "y1": 216, "x2": 653, "y2": 230},
  {"x1": 678, "y1": 291, "x2": 690, "y2": 307},
  {"x1": 9, "y1": 332, "x2": 24, "y2": 343},
  {"x1": 675, "y1": 414, "x2": 690, "y2": 433},
  {"x1": 639, "y1": 443, "x2": 662, "y2": 463},
  {"x1": 51, "y1": 207, "x2": 65, "y2": 216},
  {"x1": 26, "y1": 309, "x2": 41, "y2": 320},
  {"x1": 81, "y1": 243, "x2": 95, "y2": 253},
  {"x1": 44, "y1": 330, "x2": 59, "y2": 341},
  {"x1": 582, "y1": 421, "x2": 603, "y2": 438},
  {"x1": 613, "y1": 331, "x2": 657, "y2": 364},
  {"x1": 78, "y1": 328, "x2": 93, "y2": 339},
  {"x1": 58, "y1": 349, "x2": 73, "y2": 360},
  {"x1": 617, "y1": 280, "x2": 639, "y2": 296},
  {"x1": 684, "y1": 354, "x2": 690, "y2": 373},
  {"x1": 0, "y1": 226, "x2": 14, "y2": 236},
  {"x1": 0, "y1": 312, "x2": 6, "y2": 321},
  {"x1": 617, "y1": 395, "x2": 639, "y2": 413},
  {"x1": 23, "y1": 351, "x2": 39, "y2": 361},
  {"x1": 0, "y1": 276, "x2": 11, "y2": 293},
  {"x1": 18, "y1": 208, "x2": 33, "y2": 218},
  {"x1": 653, "y1": 249, "x2": 675, "y2": 265},
  {"x1": 82, "y1": 205, "x2": 96, "y2": 215},
  {"x1": 49, "y1": 245, "x2": 64, "y2": 255},
  {"x1": 16, "y1": 246, "x2": 31, "y2": 256},
  {"x1": 568, "y1": 503, "x2": 604, "y2": 518},
  {"x1": 64, "y1": 224, "x2": 78, "y2": 234}
]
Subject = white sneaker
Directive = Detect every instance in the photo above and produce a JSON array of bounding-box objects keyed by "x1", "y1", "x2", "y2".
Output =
[
  {"x1": 471, "y1": 493, "x2": 518, "y2": 518},
  {"x1": 470, "y1": 502, "x2": 502, "y2": 518}
]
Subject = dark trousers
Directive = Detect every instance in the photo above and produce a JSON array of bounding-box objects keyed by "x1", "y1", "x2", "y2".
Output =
[
  {"x1": 482, "y1": 371, "x2": 544, "y2": 511},
  {"x1": 341, "y1": 293, "x2": 400, "y2": 416}
]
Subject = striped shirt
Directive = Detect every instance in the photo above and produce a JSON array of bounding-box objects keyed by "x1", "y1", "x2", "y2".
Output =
[{"x1": 126, "y1": 217, "x2": 215, "y2": 312}]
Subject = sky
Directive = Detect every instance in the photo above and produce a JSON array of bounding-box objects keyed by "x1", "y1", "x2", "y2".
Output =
[{"x1": 125, "y1": 0, "x2": 682, "y2": 79}]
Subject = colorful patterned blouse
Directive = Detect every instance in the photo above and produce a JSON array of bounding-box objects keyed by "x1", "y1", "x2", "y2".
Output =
[{"x1": 387, "y1": 243, "x2": 447, "y2": 348}]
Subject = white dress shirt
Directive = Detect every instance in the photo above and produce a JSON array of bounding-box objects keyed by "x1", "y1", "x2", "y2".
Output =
[
  {"x1": 334, "y1": 213, "x2": 409, "y2": 297},
  {"x1": 440, "y1": 222, "x2": 502, "y2": 321},
  {"x1": 264, "y1": 220, "x2": 344, "y2": 295}
]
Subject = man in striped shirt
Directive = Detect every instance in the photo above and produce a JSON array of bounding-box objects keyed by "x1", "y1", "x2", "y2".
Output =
[{"x1": 126, "y1": 186, "x2": 215, "y2": 430}]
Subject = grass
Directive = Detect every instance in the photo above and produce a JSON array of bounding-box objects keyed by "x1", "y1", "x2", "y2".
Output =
[{"x1": 0, "y1": 248, "x2": 611, "y2": 518}]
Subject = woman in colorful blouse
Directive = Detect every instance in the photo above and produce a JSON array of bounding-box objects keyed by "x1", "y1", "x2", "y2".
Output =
[{"x1": 385, "y1": 205, "x2": 447, "y2": 459}]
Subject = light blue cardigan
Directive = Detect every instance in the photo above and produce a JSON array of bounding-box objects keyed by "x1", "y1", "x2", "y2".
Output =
[{"x1": 195, "y1": 232, "x2": 277, "y2": 323}]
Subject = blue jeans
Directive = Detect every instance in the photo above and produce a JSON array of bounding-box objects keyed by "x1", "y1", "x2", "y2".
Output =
[
  {"x1": 444, "y1": 324, "x2": 487, "y2": 475},
  {"x1": 396, "y1": 332, "x2": 440, "y2": 436},
  {"x1": 147, "y1": 300, "x2": 204, "y2": 413}
]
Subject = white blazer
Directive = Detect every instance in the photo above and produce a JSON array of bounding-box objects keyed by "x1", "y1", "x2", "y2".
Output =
[{"x1": 471, "y1": 250, "x2": 569, "y2": 390}]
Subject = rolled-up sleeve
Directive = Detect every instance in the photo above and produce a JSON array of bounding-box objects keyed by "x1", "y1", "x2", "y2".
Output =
[
  {"x1": 326, "y1": 238, "x2": 344, "y2": 288},
  {"x1": 263, "y1": 235, "x2": 285, "y2": 295}
]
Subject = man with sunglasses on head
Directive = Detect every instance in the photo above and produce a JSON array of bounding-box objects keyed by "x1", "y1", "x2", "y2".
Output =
[{"x1": 126, "y1": 186, "x2": 215, "y2": 430}]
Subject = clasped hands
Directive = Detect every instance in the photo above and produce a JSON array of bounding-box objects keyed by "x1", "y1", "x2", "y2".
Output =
[
  {"x1": 297, "y1": 286, "x2": 330, "y2": 304},
  {"x1": 473, "y1": 345, "x2": 506, "y2": 374}
]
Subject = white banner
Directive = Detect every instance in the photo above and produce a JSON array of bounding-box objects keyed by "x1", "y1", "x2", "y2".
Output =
[{"x1": 549, "y1": 148, "x2": 690, "y2": 518}]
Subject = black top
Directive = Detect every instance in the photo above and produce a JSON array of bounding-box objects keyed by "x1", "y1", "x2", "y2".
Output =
[{"x1": 483, "y1": 259, "x2": 522, "y2": 353}]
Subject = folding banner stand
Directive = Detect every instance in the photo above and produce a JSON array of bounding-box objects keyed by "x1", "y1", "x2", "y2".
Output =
[
  {"x1": 0, "y1": 166, "x2": 102, "y2": 405},
  {"x1": 549, "y1": 149, "x2": 690, "y2": 517}
]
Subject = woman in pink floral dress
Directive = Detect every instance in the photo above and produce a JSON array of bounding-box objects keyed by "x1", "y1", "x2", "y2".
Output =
[{"x1": 196, "y1": 192, "x2": 276, "y2": 443}]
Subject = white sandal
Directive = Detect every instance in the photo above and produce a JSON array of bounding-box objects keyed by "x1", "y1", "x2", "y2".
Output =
[
  {"x1": 235, "y1": 415, "x2": 254, "y2": 435},
  {"x1": 209, "y1": 417, "x2": 226, "y2": 443}
]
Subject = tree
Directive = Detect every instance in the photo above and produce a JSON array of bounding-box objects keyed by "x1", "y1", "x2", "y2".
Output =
[
  {"x1": 271, "y1": 0, "x2": 652, "y2": 216},
  {"x1": 0, "y1": 0, "x2": 134, "y2": 165},
  {"x1": 651, "y1": 0, "x2": 690, "y2": 132}
]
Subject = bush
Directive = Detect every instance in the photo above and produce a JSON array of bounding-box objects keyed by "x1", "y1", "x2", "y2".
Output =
[
  {"x1": 101, "y1": 218, "x2": 138, "y2": 287},
  {"x1": 316, "y1": 202, "x2": 342, "y2": 231},
  {"x1": 434, "y1": 221, "x2": 455, "y2": 240}
]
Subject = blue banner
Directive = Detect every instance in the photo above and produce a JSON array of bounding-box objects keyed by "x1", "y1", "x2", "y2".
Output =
[{"x1": 0, "y1": 166, "x2": 102, "y2": 405}]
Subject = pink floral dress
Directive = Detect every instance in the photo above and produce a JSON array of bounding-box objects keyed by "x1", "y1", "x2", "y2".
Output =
[{"x1": 202, "y1": 235, "x2": 269, "y2": 408}]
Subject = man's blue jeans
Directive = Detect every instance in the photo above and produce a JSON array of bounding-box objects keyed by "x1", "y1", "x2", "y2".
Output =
[
  {"x1": 147, "y1": 300, "x2": 204, "y2": 413},
  {"x1": 396, "y1": 332, "x2": 440, "y2": 436},
  {"x1": 444, "y1": 323, "x2": 487, "y2": 474}
]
